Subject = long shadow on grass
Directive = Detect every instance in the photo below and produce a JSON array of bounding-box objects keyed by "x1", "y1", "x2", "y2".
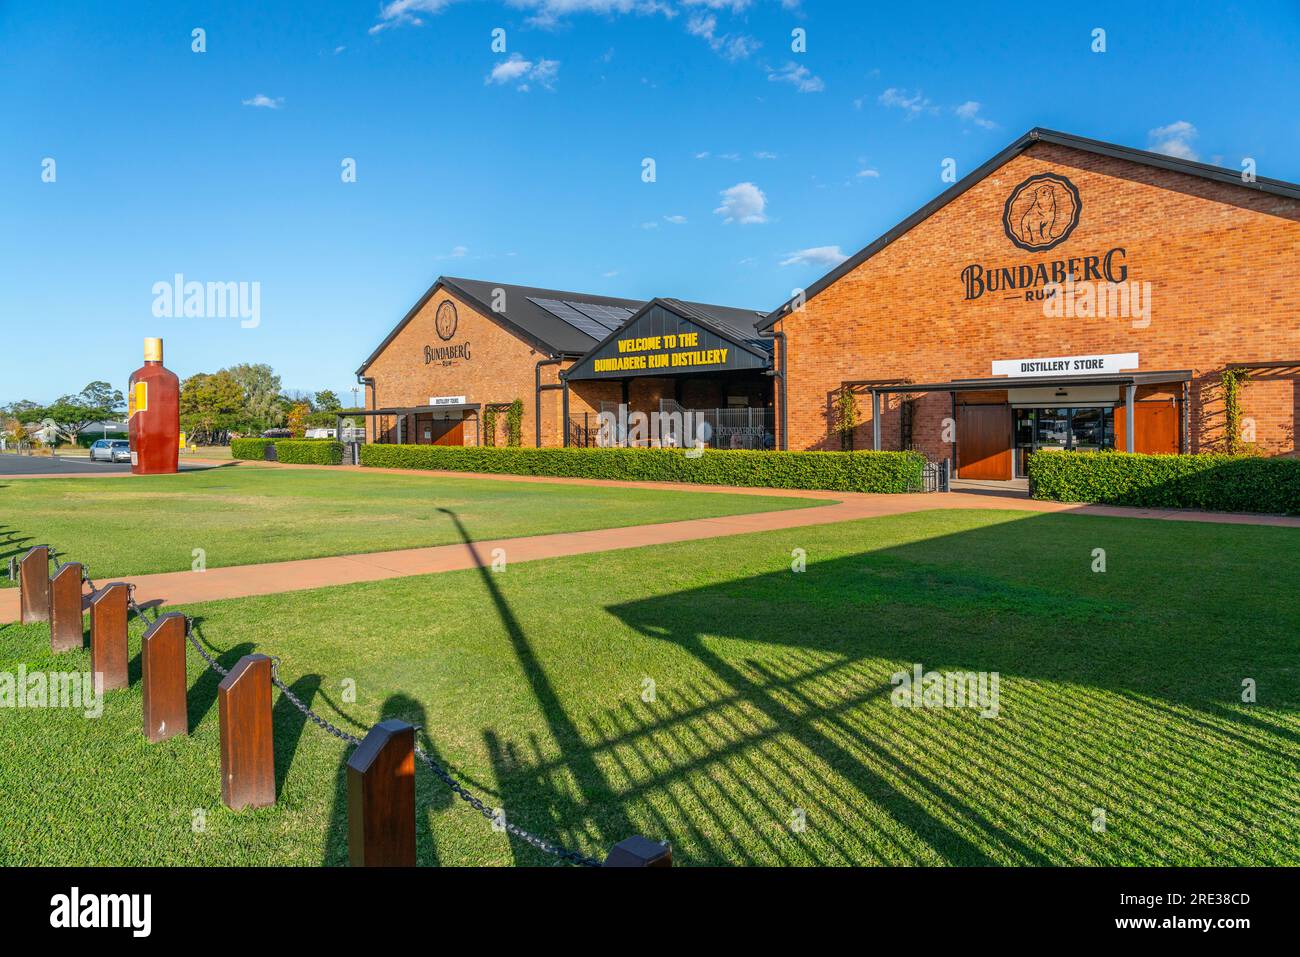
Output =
[
  {"x1": 439, "y1": 507, "x2": 635, "y2": 865},
  {"x1": 596, "y1": 511, "x2": 1300, "y2": 865}
]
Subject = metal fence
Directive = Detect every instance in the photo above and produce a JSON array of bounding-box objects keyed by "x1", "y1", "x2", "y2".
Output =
[{"x1": 570, "y1": 401, "x2": 775, "y2": 450}]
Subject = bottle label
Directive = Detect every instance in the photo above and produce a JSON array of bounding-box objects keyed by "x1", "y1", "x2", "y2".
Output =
[{"x1": 129, "y1": 381, "x2": 148, "y2": 418}]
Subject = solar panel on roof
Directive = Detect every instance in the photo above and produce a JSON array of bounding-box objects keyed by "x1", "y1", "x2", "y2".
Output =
[
  {"x1": 565, "y1": 300, "x2": 634, "y2": 331},
  {"x1": 527, "y1": 297, "x2": 610, "y2": 340}
]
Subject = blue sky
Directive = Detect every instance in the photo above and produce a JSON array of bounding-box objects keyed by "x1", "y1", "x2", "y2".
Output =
[{"x1": 3, "y1": 0, "x2": 1298, "y2": 405}]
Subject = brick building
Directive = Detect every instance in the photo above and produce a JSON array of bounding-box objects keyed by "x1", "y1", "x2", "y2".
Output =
[
  {"x1": 355, "y1": 277, "x2": 772, "y2": 448},
  {"x1": 763, "y1": 128, "x2": 1300, "y2": 477}
]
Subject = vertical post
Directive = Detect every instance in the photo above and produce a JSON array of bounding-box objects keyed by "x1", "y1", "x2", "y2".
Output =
[
  {"x1": 1181, "y1": 380, "x2": 1190, "y2": 454},
  {"x1": 604, "y1": 836, "x2": 673, "y2": 867},
  {"x1": 218, "y1": 654, "x2": 276, "y2": 810},
  {"x1": 90, "y1": 583, "x2": 130, "y2": 690},
  {"x1": 142, "y1": 612, "x2": 189, "y2": 743},
  {"x1": 49, "y1": 561, "x2": 84, "y2": 653},
  {"x1": 1125, "y1": 383, "x2": 1136, "y2": 454},
  {"x1": 19, "y1": 545, "x2": 50, "y2": 625},
  {"x1": 871, "y1": 390, "x2": 882, "y2": 451},
  {"x1": 347, "y1": 719, "x2": 416, "y2": 866}
]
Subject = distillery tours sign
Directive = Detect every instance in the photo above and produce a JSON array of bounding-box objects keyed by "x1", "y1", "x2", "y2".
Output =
[
  {"x1": 991, "y1": 352, "x2": 1139, "y2": 378},
  {"x1": 424, "y1": 298, "x2": 472, "y2": 366}
]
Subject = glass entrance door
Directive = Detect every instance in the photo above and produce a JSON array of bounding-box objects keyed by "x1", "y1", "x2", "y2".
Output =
[{"x1": 1016, "y1": 407, "x2": 1116, "y2": 472}]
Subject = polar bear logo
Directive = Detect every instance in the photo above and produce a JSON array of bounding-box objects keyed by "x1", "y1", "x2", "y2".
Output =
[
  {"x1": 1003, "y1": 173, "x2": 1081, "y2": 252},
  {"x1": 1020, "y1": 184, "x2": 1058, "y2": 244}
]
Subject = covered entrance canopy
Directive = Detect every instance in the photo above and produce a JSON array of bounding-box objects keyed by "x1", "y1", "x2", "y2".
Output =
[
  {"x1": 339, "y1": 403, "x2": 482, "y2": 447},
  {"x1": 865, "y1": 370, "x2": 1193, "y2": 475}
]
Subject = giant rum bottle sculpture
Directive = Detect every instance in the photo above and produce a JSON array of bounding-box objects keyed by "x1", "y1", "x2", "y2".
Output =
[{"x1": 128, "y1": 337, "x2": 180, "y2": 474}]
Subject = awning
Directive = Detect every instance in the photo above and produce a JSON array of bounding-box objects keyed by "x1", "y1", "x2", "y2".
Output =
[
  {"x1": 864, "y1": 370, "x2": 1193, "y2": 394},
  {"x1": 344, "y1": 404, "x2": 482, "y2": 416}
]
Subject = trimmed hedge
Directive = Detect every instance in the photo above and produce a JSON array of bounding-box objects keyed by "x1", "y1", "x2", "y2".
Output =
[
  {"x1": 360, "y1": 444, "x2": 926, "y2": 493},
  {"x1": 274, "y1": 440, "x2": 344, "y2": 465},
  {"x1": 1028, "y1": 450, "x2": 1300, "y2": 515},
  {"x1": 77, "y1": 432, "x2": 128, "y2": 448},
  {"x1": 231, "y1": 438, "x2": 276, "y2": 460}
]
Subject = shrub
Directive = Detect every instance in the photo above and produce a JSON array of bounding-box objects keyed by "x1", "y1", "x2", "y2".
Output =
[
  {"x1": 76, "y1": 432, "x2": 128, "y2": 448},
  {"x1": 274, "y1": 440, "x2": 343, "y2": 465},
  {"x1": 1028, "y1": 450, "x2": 1300, "y2": 515},
  {"x1": 360, "y1": 445, "x2": 926, "y2": 493},
  {"x1": 231, "y1": 438, "x2": 276, "y2": 460}
]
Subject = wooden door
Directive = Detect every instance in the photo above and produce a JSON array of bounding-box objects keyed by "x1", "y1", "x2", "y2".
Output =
[
  {"x1": 958, "y1": 405, "x2": 1012, "y2": 479},
  {"x1": 431, "y1": 419, "x2": 464, "y2": 446},
  {"x1": 1116, "y1": 401, "x2": 1179, "y2": 454}
]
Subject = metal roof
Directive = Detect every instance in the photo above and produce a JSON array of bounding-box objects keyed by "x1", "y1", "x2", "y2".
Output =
[
  {"x1": 759, "y1": 127, "x2": 1300, "y2": 330},
  {"x1": 357, "y1": 276, "x2": 764, "y2": 375}
]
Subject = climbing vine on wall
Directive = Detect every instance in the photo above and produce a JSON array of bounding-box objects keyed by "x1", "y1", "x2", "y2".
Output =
[
  {"x1": 1220, "y1": 367, "x2": 1251, "y2": 454},
  {"x1": 506, "y1": 398, "x2": 523, "y2": 447},
  {"x1": 835, "y1": 387, "x2": 859, "y2": 451},
  {"x1": 483, "y1": 405, "x2": 498, "y2": 447}
]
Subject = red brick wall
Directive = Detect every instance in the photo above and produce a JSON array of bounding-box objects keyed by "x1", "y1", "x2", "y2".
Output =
[
  {"x1": 361, "y1": 285, "x2": 621, "y2": 447},
  {"x1": 774, "y1": 142, "x2": 1300, "y2": 459}
]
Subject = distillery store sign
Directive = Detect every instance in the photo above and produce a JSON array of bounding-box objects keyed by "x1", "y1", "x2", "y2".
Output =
[{"x1": 992, "y1": 352, "x2": 1139, "y2": 378}]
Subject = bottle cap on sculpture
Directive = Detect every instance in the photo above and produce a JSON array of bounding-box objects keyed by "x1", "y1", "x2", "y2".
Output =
[{"x1": 144, "y1": 337, "x2": 163, "y2": 362}]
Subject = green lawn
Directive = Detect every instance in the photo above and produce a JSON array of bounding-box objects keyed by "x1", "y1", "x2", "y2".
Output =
[
  {"x1": 0, "y1": 465, "x2": 816, "y2": 584},
  {"x1": 1, "y1": 508, "x2": 1296, "y2": 866}
]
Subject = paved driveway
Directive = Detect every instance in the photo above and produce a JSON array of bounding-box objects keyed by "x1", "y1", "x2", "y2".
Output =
[{"x1": 0, "y1": 454, "x2": 131, "y2": 475}]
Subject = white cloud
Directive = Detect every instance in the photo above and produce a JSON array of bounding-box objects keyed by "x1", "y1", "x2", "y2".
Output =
[
  {"x1": 436, "y1": 245, "x2": 469, "y2": 259},
  {"x1": 718, "y1": 152, "x2": 741, "y2": 161},
  {"x1": 370, "y1": 0, "x2": 459, "y2": 34},
  {"x1": 685, "y1": 12, "x2": 760, "y2": 61},
  {"x1": 714, "y1": 181, "x2": 767, "y2": 224},
  {"x1": 1148, "y1": 120, "x2": 1199, "y2": 160},
  {"x1": 602, "y1": 270, "x2": 620, "y2": 277},
  {"x1": 640, "y1": 221, "x2": 660, "y2": 229},
  {"x1": 754, "y1": 151, "x2": 778, "y2": 160},
  {"x1": 955, "y1": 100, "x2": 997, "y2": 129},
  {"x1": 241, "y1": 93, "x2": 284, "y2": 109},
  {"x1": 693, "y1": 151, "x2": 711, "y2": 159},
  {"x1": 485, "y1": 53, "x2": 560, "y2": 91},
  {"x1": 856, "y1": 167, "x2": 880, "y2": 178},
  {"x1": 510, "y1": 0, "x2": 675, "y2": 29},
  {"x1": 780, "y1": 245, "x2": 847, "y2": 268},
  {"x1": 333, "y1": 45, "x2": 346, "y2": 54},
  {"x1": 768, "y1": 61, "x2": 824, "y2": 93},
  {"x1": 663, "y1": 214, "x2": 687, "y2": 224},
  {"x1": 878, "y1": 87, "x2": 935, "y2": 116}
]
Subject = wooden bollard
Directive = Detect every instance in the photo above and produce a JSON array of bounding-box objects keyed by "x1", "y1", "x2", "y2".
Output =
[
  {"x1": 604, "y1": 836, "x2": 673, "y2": 867},
  {"x1": 49, "y1": 562, "x2": 84, "y2": 652},
  {"x1": 142, "y1": 613, "x2": 189, "y2": 743},
  {"x1": 19, "y1": 545, "x2": 50, "y2": 624},
  {"x1": 218, "y1": 654, "x2": 275, "y2": 810},
  {"x1": 90, "y1": 583, "x2": 130, "y2": 691},
  {"x1": 347, "y1": 720, "x2": 416, "y2": 867}
]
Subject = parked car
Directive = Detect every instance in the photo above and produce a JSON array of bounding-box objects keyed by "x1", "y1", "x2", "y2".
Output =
[{"x1": 89, "y1": 439, "x2": 132, "y2": 463}]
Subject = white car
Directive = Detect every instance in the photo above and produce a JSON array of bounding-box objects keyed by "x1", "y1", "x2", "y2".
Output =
[{"x1": 89, "y1": 439, "x2": 132, "y2": 463}]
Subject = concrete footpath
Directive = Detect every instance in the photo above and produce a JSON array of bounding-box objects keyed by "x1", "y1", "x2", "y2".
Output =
[{"x1": 2, "y1": 469, "x2": 1296, "y2": 622}]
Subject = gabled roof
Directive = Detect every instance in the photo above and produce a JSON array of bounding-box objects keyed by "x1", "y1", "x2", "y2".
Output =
[
  {"x1": 759, "y1": 127, "x2": 1300, "y2": 331},
  {"x1": 356, "y1": 276, "x2": 764, "y2": 375},
  {"x1": 563, "y1": 297, "x2": 773, "y2": 381}
]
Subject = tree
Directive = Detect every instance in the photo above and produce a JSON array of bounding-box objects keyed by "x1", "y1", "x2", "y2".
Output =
[
  {"x1": 41, "y1": 381, "x2": 125, "y2": 445},
  {"x1": 180, "y1": 371, "x2": 244, "y2": 440},
  {"x1": 313, "y1": 390, "x2": 341, "y2": 411},
  {"x1": 224, "y1": 363, "x2": 283, "y2": 434},
  {"x1": 286, "y1": 401, "x2": 310, "y2": 438}
]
